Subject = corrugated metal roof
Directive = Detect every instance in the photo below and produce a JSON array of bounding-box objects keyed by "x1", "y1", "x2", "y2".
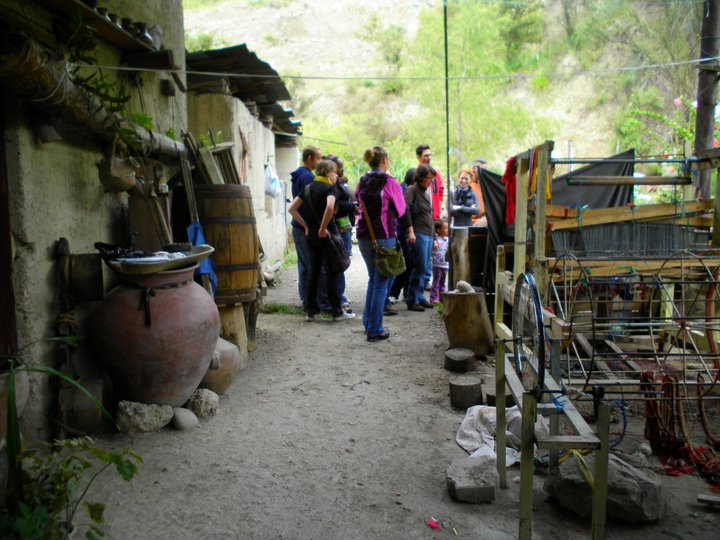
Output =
[{"x1": 186, "y1": 44, "x2": 301, "y2": 135}]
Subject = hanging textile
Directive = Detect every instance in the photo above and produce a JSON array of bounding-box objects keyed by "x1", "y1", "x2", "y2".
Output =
[{"x1": 501, "y1": 156, "x2": 518, "y2": 225}]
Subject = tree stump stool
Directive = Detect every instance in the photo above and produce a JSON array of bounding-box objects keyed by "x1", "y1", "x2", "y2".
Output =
[
  {"x1": 449, "y1": 374, "x2": 484, "y2": 409},
  {"x1": 441, "y1": 289, "x2": 494, "y2": 356},
  {"x1": 444, "y1": 347, "x2": 475, "y2": 372}
]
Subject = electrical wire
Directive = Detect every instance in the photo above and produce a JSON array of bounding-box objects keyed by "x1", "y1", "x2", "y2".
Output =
[{"x1": 82, "y1": 54, "x2": 720, "y2": 83}]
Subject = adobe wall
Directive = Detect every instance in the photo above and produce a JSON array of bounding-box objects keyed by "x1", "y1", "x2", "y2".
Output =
[{"x1": 2, "y1": 0, "x2": 186, "y2": 440}]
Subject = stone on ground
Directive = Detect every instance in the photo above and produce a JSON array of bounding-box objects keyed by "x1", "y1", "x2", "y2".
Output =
[
  {"x1": 187, "y1": 388, "x2": 219, "y2": 417},
  {"x1": 116, "y1": 401, "x2": 173, "y2": 433},
  {"x1": 172, "y1": 407, "x2": 199, "y2": 430},
  {"x1": 544, "y1": 452, "x2": 666, "y2": 522},
  {"x1": 446, "y1": 454, "x2": 497, "y2": 503}
]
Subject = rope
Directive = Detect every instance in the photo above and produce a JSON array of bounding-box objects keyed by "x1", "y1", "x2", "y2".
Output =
[{"x1": 120, "y1": 278, "x2": 192, "y2": 327}]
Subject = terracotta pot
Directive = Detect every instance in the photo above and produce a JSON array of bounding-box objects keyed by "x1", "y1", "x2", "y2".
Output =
[
  {"x1": 200, "y1": 337, "x2": 242, "y2": 394},
  {"x1": 0, "y1": 369, "x2": 30, "y2": 440},
  {"x1": 90, "y1": 265, "x2": 220, "y2": 407}
]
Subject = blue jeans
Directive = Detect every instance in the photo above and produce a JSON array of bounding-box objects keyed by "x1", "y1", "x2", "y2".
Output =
[
  {"x1": 407, "y1": 233, "x2": 433, "y2": 306},
  {"x1": 341, "y1": 230, "x2": 353, "y2": 257},
  {"x1": 359, "y1": 238, "x2": 396, "y2": 338}
]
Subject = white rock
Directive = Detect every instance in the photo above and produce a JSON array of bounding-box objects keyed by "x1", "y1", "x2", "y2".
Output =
[{"x1": 172, "y1": 407, "x2": 199, "y2": 430}]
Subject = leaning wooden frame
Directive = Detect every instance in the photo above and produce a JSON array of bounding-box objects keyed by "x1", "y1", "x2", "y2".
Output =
[{"x1": 491, "y1": 140, "x2": 719, "y2": 540}]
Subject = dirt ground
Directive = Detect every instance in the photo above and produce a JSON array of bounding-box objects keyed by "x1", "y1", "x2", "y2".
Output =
[{"x1": 88, "y1": 252, "x2": 720, "y2": 540}]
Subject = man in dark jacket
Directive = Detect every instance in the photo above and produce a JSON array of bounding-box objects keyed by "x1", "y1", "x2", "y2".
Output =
[{"x1": 290, "y1": 146, "x2": 321, "y2": 304}]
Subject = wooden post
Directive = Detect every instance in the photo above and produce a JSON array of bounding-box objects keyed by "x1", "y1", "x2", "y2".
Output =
[
  {"x1": 218, "y1": 305, "x2": 249, "y2": 354},
  {"x1": 535, "y1": 142, "x2": 553, "y2": 298},
  {"x1": 494, "y1": 244, "x2": 508, "y2": 488},
  {"x1": 591, "y1": 401, "x2": 610, "y2": 540},
  {"x1": 695, "y1": 0, "x2": 720, "y2": 201},
  {"x1": 518, "y1": 392, "x2": 537, "y2": 540},
  {"x1": 495, "y1": 338, "x2": 507, "y2": 488},
  {"x1": 514, "y1": 158, "x2": 530, "y2": 279},
  {"x1": 450, "y1": 227, "x2": 470, "y2": 285},
  {"x1": 549, "y1": 338, "x2": 562, "y2": 470}
]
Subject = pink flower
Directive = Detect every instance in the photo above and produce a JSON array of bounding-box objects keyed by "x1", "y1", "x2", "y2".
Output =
[
  {"x1": 714, "y1": 139, "x2": 719, "y2": 148},
  {"x1": 673, "y1": 97, "x2": 682, "y2": 108}
]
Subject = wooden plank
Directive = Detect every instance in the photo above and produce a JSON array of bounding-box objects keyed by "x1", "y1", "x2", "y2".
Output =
[
  {"x1": 654, "y1": 216, "x2": 714, "y2": 228},
  {"x1": 535, "y1": 433, "x2": 601, "y2": 450},
  {"x1": 495, "y1": 338, "x2": 508, "y2": 489},
  {"x1": 546, "y1": 204, "x2": 578, "y2": 218},
  {"x1": 697, "y1": 494, "x2": 720, "y2": 506},
  {"x1": 604, "y1": 340, "x2": 643, "y2": 375},
  {"x1": 564, "y1": 176, "x2": 691, "y2": 186},
  {"x1": 592, "y1": 402, "x2": 610, "y2": 540},
  {"x1": 504, "y1": 358, "x2": 599, "y2": 442},
  {"x1": 535, "y1": 142, "x2": 552, "y2": 276},
  {"x1": 547, "y1": 257, "x2": 720, "y2": 280},
  {"x1": 199, "y1": 147, "x2": 225, "y2": 185},
  {"x1": 548, "y1": 200, "x2": 714, "y2": 231},
  {"x1": 519, "y1": 395, "x2": 536, "y2": 540},
  {"x1": 514, "y1": 157, "x2": 530, "y2": 278}
]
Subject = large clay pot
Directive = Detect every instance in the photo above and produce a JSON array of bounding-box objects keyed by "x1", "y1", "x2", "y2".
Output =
[{"x1": 90, "y1": 264, "x2": 220, "y2": 407}]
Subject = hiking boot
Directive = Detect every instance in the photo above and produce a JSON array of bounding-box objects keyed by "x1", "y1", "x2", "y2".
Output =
[
  {"x1": 418, "y1": 299, "x2": 434, "y2": 309},
  {"x1": 383, "y1": 305, "x2": 398, "y2": 316},
  {"x1": 407, "y1": 303, "x2": 425, "y2": 312}
]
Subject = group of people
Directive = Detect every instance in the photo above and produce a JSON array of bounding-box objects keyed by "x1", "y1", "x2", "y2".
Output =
[{"x1": 288, "y1": 144, "x2": 486, "y2": 343}]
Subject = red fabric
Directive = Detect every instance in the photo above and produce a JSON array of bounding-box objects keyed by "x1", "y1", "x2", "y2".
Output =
[
  {"x1": 432, "y1": 170, "x2": 444, "y2": 220},
  {"x1": 502, "y1": 156, "x2": 518, "y2": 225}
]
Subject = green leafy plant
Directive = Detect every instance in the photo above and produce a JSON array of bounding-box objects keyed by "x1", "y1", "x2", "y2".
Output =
[
  {"x1": 55, "y1": 12, "x2": 130, "y2": 114},
  {"x1": 0, "y1": 340, "x2": 141, "y2": 539},
  {"x1": 6, "y1": 437, "x2": 141, "y2": 540}
]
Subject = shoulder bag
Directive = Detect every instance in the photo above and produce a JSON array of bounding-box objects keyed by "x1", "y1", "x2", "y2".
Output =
[
  {"x1": 303, "y1": 185, "x2": 350, "y2": 273},
  {"x1": 359, "y1": 196, "x2": 405, "y2": 277}
]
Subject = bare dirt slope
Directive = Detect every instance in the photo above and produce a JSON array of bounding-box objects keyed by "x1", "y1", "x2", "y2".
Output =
[{"x1": 91, "y1": 255, "x2": 719, "y2": 539}]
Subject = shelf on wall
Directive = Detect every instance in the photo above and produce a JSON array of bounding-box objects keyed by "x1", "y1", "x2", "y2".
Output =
[{"x1": 37, "y1": 0, "x2": 154, "y2": 52}]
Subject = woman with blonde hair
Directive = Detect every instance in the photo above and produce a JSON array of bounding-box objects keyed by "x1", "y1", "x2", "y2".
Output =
[
  {"x1": 356, "y1": 146, "x2": 413, "y2": 342},
  {"x1": 450, "y1": 166, "x2": 481, "y2": 227}
]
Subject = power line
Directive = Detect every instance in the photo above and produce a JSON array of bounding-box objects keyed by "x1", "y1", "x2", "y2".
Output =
[{"x1": 87, "y1": 54, "x2": 716, "y2": 83}]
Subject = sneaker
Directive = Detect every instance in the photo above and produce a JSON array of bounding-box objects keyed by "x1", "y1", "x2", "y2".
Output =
[
  {"x1": 383, "y1": 305, "x2": 398, "y2": 316},
  {"x1": 408, "y1": 303, "x2": 425, "y2": 312},
  {"x1": 333, "y1": 310, "x2": 356, "y2": 322},
  {"x1": 342, "y1": 301, "x2": 350, "y2": 309},
  {"x1": 305, "y1": 314, "x2": 315, "y2": 322},
  {"x1": 387, "y1": 296, "x2": 398, "y2": 305},
  {"x1": 418, "y1": 299, "x2": 434, "y2": 309}
]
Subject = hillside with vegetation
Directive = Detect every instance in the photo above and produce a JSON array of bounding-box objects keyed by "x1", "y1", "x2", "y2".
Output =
[{"x1": 184, "y1": 0, "x2": 706, "y2": 191}]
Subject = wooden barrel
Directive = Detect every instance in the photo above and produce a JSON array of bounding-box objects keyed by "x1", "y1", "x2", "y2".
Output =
[{"x1": 195, "y1": 185, "x2": 260, "y2": 305}]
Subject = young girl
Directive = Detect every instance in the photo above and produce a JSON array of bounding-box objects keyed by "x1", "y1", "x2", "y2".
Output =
[{"x1": 430, "y1": 219, "x2": 449, "y2": 304}]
